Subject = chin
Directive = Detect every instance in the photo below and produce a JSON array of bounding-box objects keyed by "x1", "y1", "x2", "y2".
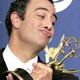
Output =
[
  {"x1": 38, "y1": 40, "x2": 48, "y2": 48},
  {"x1": 36, "y1": 37, "x2": 49, "y2": 48}
]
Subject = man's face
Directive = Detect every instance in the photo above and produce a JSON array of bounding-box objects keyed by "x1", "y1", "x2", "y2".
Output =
[{"x1": 18, "y1": 0, "x2": 57, "y2": 48}]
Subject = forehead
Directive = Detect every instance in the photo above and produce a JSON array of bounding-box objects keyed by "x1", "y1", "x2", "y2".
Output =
[{"x1": 27, "y1": 0, "x2": 55, "y2": 13}]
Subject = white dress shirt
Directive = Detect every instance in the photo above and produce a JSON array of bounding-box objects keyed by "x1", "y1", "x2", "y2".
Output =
[{"x1": 3, "y1": 45, "x2": 38, "y2": 74}]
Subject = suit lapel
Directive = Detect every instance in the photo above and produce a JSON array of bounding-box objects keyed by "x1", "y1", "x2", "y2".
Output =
[
  {"x1": 0, "y1": 48, "x2": 8, "y2": 75},
  {"x1": 38, "y1": 56, "x2": 46, "y2": 64}
]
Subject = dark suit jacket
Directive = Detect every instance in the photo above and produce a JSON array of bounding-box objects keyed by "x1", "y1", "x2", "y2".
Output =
[{"x1": 0, "y1": 48, "x2": 79, "y2": 80}]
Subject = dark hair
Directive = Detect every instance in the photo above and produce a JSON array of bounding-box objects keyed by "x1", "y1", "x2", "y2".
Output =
[
  {"x1": 5, "y1": 0, "x2": 54, "y2": 37},
  {"x1": 49, "y1": 0, "x2": 54, "y2": 4}
]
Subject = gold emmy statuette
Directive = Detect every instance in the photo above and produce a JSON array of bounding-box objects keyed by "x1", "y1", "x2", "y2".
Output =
[{"x1": 44, "y1": 35, "x2": 80, "y2": 73}]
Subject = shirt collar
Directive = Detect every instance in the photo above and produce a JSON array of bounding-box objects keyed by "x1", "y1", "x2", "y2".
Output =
[{"x1": 3, "y1": 45, "x2": 38, "y2": 73}]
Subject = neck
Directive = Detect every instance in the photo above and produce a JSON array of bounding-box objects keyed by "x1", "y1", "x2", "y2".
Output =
[{"x1": 8, "y1": 36, "x2": 40, "y2": 63}]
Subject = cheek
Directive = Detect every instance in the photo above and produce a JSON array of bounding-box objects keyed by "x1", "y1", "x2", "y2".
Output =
[{"x1": 31, "y1": 19, "x2": 42, "y2": 28}]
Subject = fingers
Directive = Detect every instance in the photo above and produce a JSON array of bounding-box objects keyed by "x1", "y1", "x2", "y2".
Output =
[
  {"x1": 7, "y1": 73, "x2": 13, "y2": 80},
  {"x1": 33, "y1": 62, "x2": 52, "y2": 73},
  {"x1": 32, "y1": 62, "x2": 53, "y2": 80}
]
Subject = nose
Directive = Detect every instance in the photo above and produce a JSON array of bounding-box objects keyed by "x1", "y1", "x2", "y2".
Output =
[{"x1": 44, "y1": 19, "x2": 53, "y2": 31}]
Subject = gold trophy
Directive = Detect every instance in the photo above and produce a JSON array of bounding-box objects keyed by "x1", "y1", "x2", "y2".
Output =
[
  {"x1": 44, "y1": 35, "x2": 80, "y2": 73},
  {"x1": 0, "y1": 35, "x2": 80, "y2": 80}
]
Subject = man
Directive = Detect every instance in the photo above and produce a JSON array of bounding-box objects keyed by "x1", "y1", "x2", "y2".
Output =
[{"x1": 0, "y1": 0, "x2": 79, "y2": 80}]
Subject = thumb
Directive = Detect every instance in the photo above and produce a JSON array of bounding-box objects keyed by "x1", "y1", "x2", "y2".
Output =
[{"x1": 7, "y1": 73, "x2": 13, "y2": 80}]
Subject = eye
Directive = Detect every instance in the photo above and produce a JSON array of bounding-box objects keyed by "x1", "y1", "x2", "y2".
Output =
[
  {"x1": 37, "y1": 15, "x2": 45, "y2": 19},
  {"x1": 52, "y1": 22, "x2": 55, "y2": 26},
  {"x1": 52, "y1": 19, "x2": 56, "y2": 26}
]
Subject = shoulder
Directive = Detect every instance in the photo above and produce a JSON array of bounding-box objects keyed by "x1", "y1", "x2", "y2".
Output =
[
  {"x1": 0, "y1": 48, "x2": 5, "y2": 59},
  {"x1": 0, "y1": 48, "x2": 5, "y2": 53},
  {"x1": 0, "y1": 48, "x2": 8, "y2": 76},
  {"x1": 0, "y1": 48, "x2": 5, "y2": 58}
]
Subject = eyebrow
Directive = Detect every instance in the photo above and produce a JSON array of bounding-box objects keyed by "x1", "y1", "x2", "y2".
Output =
[
  {"x1": 35, "y1": 7, "x2": 57, "y2": 20},
  {"x1": 35, "y1": 7, "x2": 49, "y2": 12},
  {"x1": 53, "y1": 14, "x2": 57, "y2": 21}
]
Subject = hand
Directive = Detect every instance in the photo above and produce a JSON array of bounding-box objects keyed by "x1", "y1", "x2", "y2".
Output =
[
  {"x1": 7, "y1": 74, "x2": 13, "y2": 80},
  {"x1": 31, "y1": 62, "x2": 53, "y2": 80}
]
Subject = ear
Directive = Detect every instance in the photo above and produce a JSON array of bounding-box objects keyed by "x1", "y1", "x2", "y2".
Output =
[{"x1": 10, "y1": 12, "x2": 21, "y2": 28}]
